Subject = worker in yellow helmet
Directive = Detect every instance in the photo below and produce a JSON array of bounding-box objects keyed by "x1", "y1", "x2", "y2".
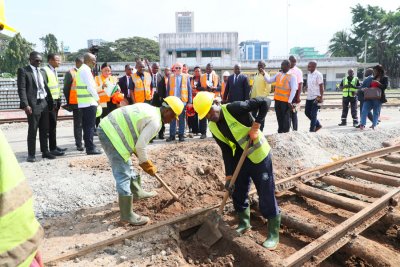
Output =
[
  {"x1": 193, "y1": 92, "x2": 281, "y2": 250},
  {"x1": 97, "y1": 96, "x2": 184, "y2": 226}
]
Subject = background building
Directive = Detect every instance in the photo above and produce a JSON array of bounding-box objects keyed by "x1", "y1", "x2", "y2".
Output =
[
  {"x1": 176, "y1": 11, "x2": 194, "y2": 33},
  {"x1": 240, "y1": 40, "x2": 270, "y2": 61},
  {"x1": 290, "y1": 47, "x2": 326, "y2": 59},
  {"x1": 159, "y1": 32, "x2": 239, "y2": 67},
  {"x1": 87, "y1": 39, "x2": 107, "y2": 48}
]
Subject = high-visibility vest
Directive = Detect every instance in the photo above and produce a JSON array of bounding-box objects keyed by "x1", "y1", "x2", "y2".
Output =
[
  {"x1": 99, "y1": 103, "x2": 161, "y2": 162},
  {"x1": 0, "y1": 129, "x2": 43, "y2": 267},
  {"x1": 208, "y1": 105, "x2": 271, "y2": 164},
  {"x1": 68, "y1": 68, "x2": 78, "y2": 104},
  {"x1": 131, "y1": 72, "x2": 152, "y2": 103},
  {"x1": 95, "y1": 75, "x2": 118, "y2": 106},
  {"x1": 169, "y1": 74, "x2": 189, "y2": 103},
  {"x1": 200, "y1": 73, "x2": 219, "y2": 89},
  {"x1": 274, "y1": 73, "x2": 292, "y2": 102},
  {"x1": 43, "y1": 66, "x2": 61, "y2": 100},
  {"x1": 220, "y1": 81, "x2": 226, "y2": 98},
  {"x1": 190, "y1": 77, "x2": 201, "y2": 97},
  {"x1": 342, "y1": 77, "x2": 359, "y2": 97},
  {"x1": 76, "y1": 67, "x2": 96, "y2": 105}
]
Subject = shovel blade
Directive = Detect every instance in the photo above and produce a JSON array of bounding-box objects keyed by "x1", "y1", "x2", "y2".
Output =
[{"x1": 195, "y1": 211, "x2": 223, "y2": 248}]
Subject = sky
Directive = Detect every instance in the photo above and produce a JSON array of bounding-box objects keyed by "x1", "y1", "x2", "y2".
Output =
[{"x1": 2, "y1": 0, "x2": 399, "y2": 58}]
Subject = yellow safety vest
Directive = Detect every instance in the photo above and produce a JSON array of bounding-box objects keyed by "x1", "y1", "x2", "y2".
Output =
[
  {"x1": 0, "y1": 129, "x2": 43, "y2": 266},
  {"x1": 76, "y1": 66, "x2": 96, "y2": 105},
  {"x1": 169, "y1": 74, "x2": 189, "y2": 103},
  {"x1": 43, "y1": 66, "x2": 61, "y2": 100},
  {"x1": 208, "y1": 105, "x2": 271, "y2": 164},
  {"x1": 131, "y1": 72, "x2": 152, "y2": 103},
  {"x1": 99, "y1": 103, "x2": 161, "y2": 161},
  {"x1": 342, "y1": 77, "x2": 359, "y2": 97}
]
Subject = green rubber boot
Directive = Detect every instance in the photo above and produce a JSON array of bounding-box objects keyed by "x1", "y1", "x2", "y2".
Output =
[
  {"x1": 236, "y1": 207, "x2": 251, "y2": 234},
  {"x1": 130, "y1": 176, "x2": 157, "y2": 201},
  {"x1": 118, "y1": 195, "x2": 149, "y2": 226},
  {"x1": 262, "y1": 214, "x2": 281, "y2": 250}
]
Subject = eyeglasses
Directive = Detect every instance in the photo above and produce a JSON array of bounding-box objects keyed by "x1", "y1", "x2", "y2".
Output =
[
  {"x1": 34, "y1": 59, "x2": 42, "y2": 62},
  {"x1": 175, "y1": 67, "x2": 182, "y2": 70}
]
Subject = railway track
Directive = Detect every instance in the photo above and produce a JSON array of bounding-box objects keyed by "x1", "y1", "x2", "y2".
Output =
[
  {"x1": 0, "y1": 103, "x2": 399, "y2": 124},
  {"x1": 45, "y1": 144, "x2": 400, "y2": 266}
]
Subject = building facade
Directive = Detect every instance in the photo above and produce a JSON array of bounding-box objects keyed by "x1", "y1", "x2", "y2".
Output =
[
  {"x1": 289, "y1": 47, "x2": 326, "y2": 59},
  {"x1": 175, "y1": 12, "x2": 194, "y2": 33},
  {"x1": 240, "y1": 40, "x2": 270, "y2": 61},
  {"x1": 159, "y1": 32, "x2": 239, "y2": 67},
  {"x1": 87, "y1": 39, "x2": 107, "y2": 48}
]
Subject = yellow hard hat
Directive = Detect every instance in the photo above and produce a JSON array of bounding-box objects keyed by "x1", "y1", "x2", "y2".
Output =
[
  {"x1": 0, "y1": 0, "x2": 17, "y2": 32},
  {"x1": 193, "y1": 92, "x2": 214, "y2": 120},
  {"x1": 164, "y1": 96, "x2": 184, "y2": 118}
]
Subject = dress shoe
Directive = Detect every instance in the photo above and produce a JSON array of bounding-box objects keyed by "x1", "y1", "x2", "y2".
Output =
[
  {"x1": 315, "y1": 125, "x2": 323, "y2": 132},
  {"x1": 50, "y1": 149, "x2": 65, "y2": 156},
  {"x1": 338, "y1": 122, "x2": 347, "y2": 126},
  {"x1": 42, "y1": 151, "x2": 56, "y2": 159},
  {"x1": 166, "y1": 136, "x2": 176, "y2": 142},
  {"x1": 200, "y1": 134, "x2": 207, "y2": 139},
  {"x1": 76, "y1": 146, "x2": 84, "y2": 151},
  {"x1": 178, "y1": 135, "x2": 185, "y2": 142},
  {"x1": 27, "y1": 155, "x2": 36, "y2": 162},
  {"x1": 56, "y1": 146, "x2": 67, "y2": 152},
  {"x1": 87, "y1": 149, "x2": 102, "y2": 155}
]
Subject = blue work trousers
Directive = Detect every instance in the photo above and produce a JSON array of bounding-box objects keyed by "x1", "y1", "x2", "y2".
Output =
[
  {"x1": 361, "y1": 99, "x2": 381, "y2": 127},
  {"x1": 232, "y1": 153, "x2": 280, "y2": 219},
  {"x1": 98, "y1": 127, "x2": 138, "y2": 196},
  {"x1": 170, "y1": 106, "x2": 186, "y2": 136},
  {"x1": 305, "y1": 99, "x2": 321, "y2": 132}
]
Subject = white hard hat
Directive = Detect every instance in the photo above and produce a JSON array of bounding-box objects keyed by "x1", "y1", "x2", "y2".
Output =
[{"x1": 223, "y1": 71, "x2": 230, "y2": 77}]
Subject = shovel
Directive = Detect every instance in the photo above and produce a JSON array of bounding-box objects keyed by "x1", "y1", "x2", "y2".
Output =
[
  {"x1": 195, "y1": 140, "x2": 251, "y2": 248},
  {"x1": 154, "y1": 173, "x2": 193, "y2": 203}
]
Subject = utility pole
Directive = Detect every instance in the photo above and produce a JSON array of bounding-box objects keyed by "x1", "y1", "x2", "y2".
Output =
[
  {"x1": 286, "y1": 0, "x2": 289, "y2": 57},
  {"x1": 363, "y1": 39, "x2": 367, "y2": 76}
]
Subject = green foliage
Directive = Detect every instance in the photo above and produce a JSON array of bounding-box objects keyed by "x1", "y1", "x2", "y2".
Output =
[
  {"x1": 329, "y1": 4, "x2": 400, "y2": 87},
  {"x1": 0, "y1": 33, "x2": 34, "y2": 75},
  {"x1": 40, "y1": 33, "x2": 59, "y2": 59},
  {"x1": 66, "y1": 36, "x2": 159, "y2": 63}
]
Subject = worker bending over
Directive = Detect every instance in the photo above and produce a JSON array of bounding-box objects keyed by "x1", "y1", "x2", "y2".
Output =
[
  {"x1": 193, "y1": 92, "x2": 281, "y2": 250},
  {"x1": 98, "y1": 96, "x2": 184, "y2": 225}
]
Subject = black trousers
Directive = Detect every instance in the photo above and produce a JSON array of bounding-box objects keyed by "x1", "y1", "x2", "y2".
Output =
[
  {"x1": 188, "y1": 113, "x2": 199, "y2": 134},
  {"x1": 199, "y1": 118, "x2": 207, "y2": 135},
  {"x1": 275, "y1": 100, "x2": 291, "y2": 133},
  {"x1": 341, "y1": 97, "x2": 358, "y2": 123},
  {"x1": 290, "y1": 109, "x2": 298, "y2": 131},
  {"x1": 27, "y1": 100, "x2": 49, "y2": 156},
  {"x1": 158, "y1": 123, "x2": 165, "y2": 138},
  {"x1": 48, "y1": 99, "x2": 61, "y2": 151},
  {"x1": 73, "y1": 108, "x2": 83, "y2": 147},
  {"x1": 81, "y1": 105, "x2": 97, "y2": 152}
]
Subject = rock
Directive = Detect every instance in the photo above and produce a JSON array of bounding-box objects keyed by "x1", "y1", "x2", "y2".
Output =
[
  {"x1": 69, "y1": 226, "x2": 74, "y2": 230},
  {"x1": 196, "y1": 167, "x2": 205, "y2": 175},
  {"x1": 75, "y1": 244, "x2": 82, "y2": 249},
  {"x1": 160, "y1": 250, "x2": 167, "y2": 256},
  {"x1": 162, "y1": 256, "x2": 168, "y2": 261},
  {"x1": 104, "y1": 248, "x2": 118, "y2": 255},
  {"x1": 73, "y1": 258, "x2": 80, "y2": 263},
  {"x1": 166, "y1": 247, "x2": 172, "y2": 256},
  {"x1": 207, "y1": 258, "x2": 212, "y2": 264},
  {"x1": 187, "y1": 257, "x2": 194, "y2": 264},
  {"x1": 195, "y1": 260, "x2": 199, "y2": 264},
  {"x1": 124, "y1": 239, "x2": 131, "y2": 246},
  {"x1": 226, "y1": 262, "x2": 233, "y2": 267},
  {"x1": 120, "y1": 255, "x2": 127, "y2": 262},
  {"x1": 151, "y1": 255, "x2": 156, "y2": 262}
]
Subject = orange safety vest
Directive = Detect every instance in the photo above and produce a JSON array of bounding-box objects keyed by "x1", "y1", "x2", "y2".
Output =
[
  {"x1": 132, "y1": 72, "x2": 152, "y2": 103},
  {"x1": 169, "y1": 74, "x2": 189, "y2": 103},
  {"x1": 274, "y1": 73, "x2": 292, "y2": 102},
  {"x1": 200, "y1": 73, "x2": 218, "y2": 88},
  {"x1": 191, "y1": 77, "x2": 201, "y2": 97},
  {"x1": 220, "y1": 81, "x2": 226, "y2": 99},
  {"x1": 95, "y1": 75, "x2": 118, "y2": 103},
  {"x1": 69, "y1": 68, "x2": 78, "y2": 104}
]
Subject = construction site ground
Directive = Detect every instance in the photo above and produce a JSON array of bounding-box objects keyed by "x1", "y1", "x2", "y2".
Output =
[{"x1": 2, "y1": 107, "x2": 400, "y2": 266}]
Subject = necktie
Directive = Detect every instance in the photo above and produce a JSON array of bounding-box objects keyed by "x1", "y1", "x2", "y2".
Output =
[{"x1": 234, "y1": 75, "x2": 237, "y2": 85}]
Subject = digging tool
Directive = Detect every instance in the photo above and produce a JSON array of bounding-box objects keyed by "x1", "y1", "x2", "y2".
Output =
[
  {"x1": 154, "y1": 173, "x2": 180, "y2": 201},
  {"x1": 195, "y1": 140, "x2": 251, "y2": 248}
]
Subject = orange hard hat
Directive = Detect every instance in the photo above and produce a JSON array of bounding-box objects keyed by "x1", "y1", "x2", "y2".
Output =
[{"x1": 112, "y1": 92, "x2": 124, "y2": 104}]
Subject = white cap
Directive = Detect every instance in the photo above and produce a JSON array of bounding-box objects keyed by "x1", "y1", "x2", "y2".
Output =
[{"x1": 223, "y1": 71, "x2": 230, "y2": 77}]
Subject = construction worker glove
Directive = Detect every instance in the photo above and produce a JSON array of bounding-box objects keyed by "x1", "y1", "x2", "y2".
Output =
[
  {"x1": 249, "y1": 122, "x2": 261, "y2": 141},
  {"x1": 139, "y1": 160, "x2": 157, "y2": 176},
  {"x1": 225, "y1": 179, "x2": 235, "y2": 196}
]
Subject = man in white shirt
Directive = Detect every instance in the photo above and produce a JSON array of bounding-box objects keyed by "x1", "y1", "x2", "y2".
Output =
[
  {"x1": 77, "y1": 53, "x2": 102, "y2": 155},
  {"x1": 264, "y1": 60, "x2": 297, "y2": 133},
  {"x1": 304, "y1": 61, "x2": 324, "y2": 132},
  {"x1": 288, "y1": 56, "x2": 303, "y2": 131}
]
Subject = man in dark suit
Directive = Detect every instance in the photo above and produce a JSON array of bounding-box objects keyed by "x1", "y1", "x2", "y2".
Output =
[
  {"x1": 151, "y1": 63, "x2": 168, "y2": 139},
  {"x1": 223, "y1": 64, "x2": 251, "y2": 103},
  {"x1": 17, "y1": 51, "x2": 55, "y2": 162},
  {"x1": 118, "y1": 64, "x2": 134, "y2": 104}
]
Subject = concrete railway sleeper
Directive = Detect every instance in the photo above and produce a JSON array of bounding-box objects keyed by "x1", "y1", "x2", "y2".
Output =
[{"x1": 45, "y1": 145, "x2": 400, "y2": 266}]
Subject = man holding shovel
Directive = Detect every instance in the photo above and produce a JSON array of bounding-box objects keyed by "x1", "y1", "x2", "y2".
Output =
[
  {"x1": 193, "y1": 92, "x2": 281, "y2": 250},
  {"x1": 98, "y1": 96, "x2": 184, "y2": 226}
]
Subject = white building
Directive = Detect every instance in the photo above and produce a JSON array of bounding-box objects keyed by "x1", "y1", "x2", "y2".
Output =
[
  {"x1": 176, "y1": 11, "x2": 194, "y2": 33},
  {"x1": 159, "y1": 32, "x2": 239, "y2": 68},
  {"x1": 87, "y1": 39, "x2": 107, "y2": 48}
]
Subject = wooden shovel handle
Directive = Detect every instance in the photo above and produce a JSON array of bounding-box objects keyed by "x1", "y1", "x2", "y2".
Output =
[
  {"x1": 218, "y1": 140, "x2": 251, "y2": 215},
  {"x1": 154, "y1": 173, "x2": 180, "y2": 201}
]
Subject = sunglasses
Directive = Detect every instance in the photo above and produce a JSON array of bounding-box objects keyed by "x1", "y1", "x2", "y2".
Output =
[
  {"x1": 34, "y1": 59, "x2": 42, "y2": 62},
  {"x1": 175, "y1": 67, "x2": 182, "y2": 70}
]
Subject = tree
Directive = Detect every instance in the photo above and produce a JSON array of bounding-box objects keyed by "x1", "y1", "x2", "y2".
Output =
[
  {"x1": 40, "y1": 33, "x2": 59, "y2": 59},
  {"x1": 113, "y1": 37, "x2": 159, "y2": 62},
  {"x1": 0, "y1": 33, "x2": 34, "y2": 74},
  {"x1": 328, "y1": 30, "x2": 359, "y2": 57},
  {"x1": 329, "y1": 5, "x2": 400, "y2": 87}
]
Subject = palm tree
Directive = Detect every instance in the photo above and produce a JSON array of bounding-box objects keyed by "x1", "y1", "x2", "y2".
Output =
[{"x1": 328, "y1": 30, "x2": 358, "y2": 57}]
